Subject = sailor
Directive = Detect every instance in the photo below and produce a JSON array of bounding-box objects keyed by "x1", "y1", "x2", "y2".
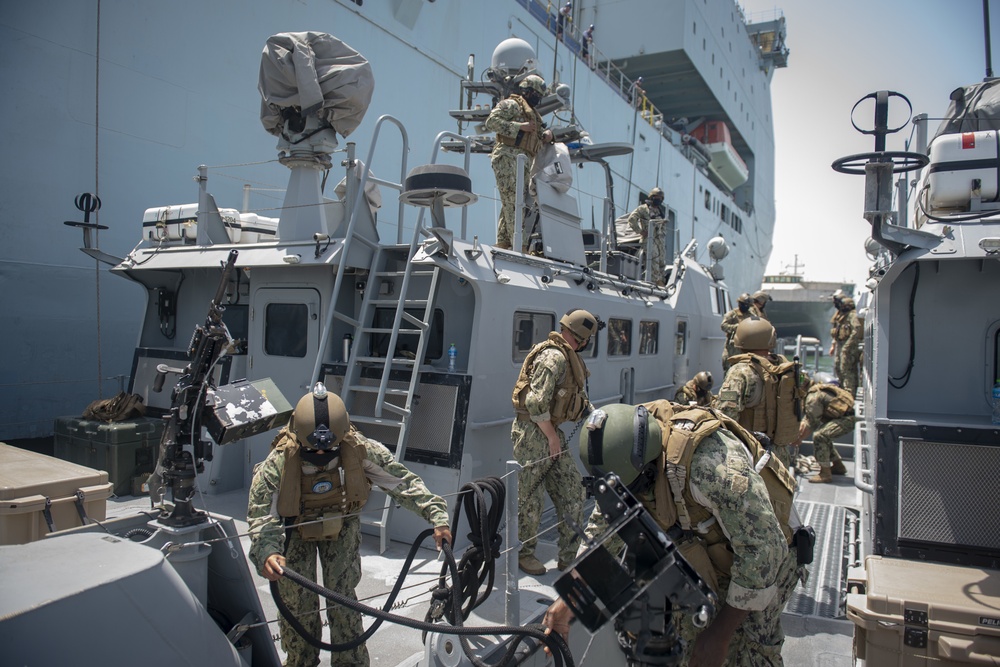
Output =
[
  {"x1": 557, "y1": 1, "x2": 572, "y2": 39},
  {"x1": 543, "y1": 402, "x2": 799, "y2": 664},
  {"x1": 828, "y1": 294, "x2": 862, "y2": 395},
  {"x1": 626, "y1": 187, "x2": 668, "y2": 285},
  {"x1": 581, "y1": 24, "x2": 595, "y2": 65},
  {"x1": 484, "y1": 74, "x2": 553, "y2": 251},
  {"x1": 717, "y1": 317, "x2": 804, "y2": 468},
  {"x1": 799, "y1": 378, "x2": 854, "y2": 483},
  {"x1": 511, "y1": 309, "x2": 597, "y2": 575},
  {"x1": 674, "y1": 370, "x2": 715, "y2": 407},
  {"x1": 247, "y1": 383, "x2": 452, "y2": 667},
  {"x1": 721, "y1": 292, "x2": 755, "y2": 372},
  {"x1": 751, "y1": 290, "x2": 772, "y2": 320}
]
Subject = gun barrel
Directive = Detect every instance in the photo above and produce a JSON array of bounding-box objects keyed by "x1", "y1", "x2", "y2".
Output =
[{"x1": 211, "y1": 249, "x2": 239, "y2": 310}]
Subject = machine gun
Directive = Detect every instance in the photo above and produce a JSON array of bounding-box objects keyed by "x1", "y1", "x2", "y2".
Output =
[
  {"x1": 554, "y1": 473, "x2": 716, "y2": 666},
  {"x1": 151, "y1": 249, "x2": 292, "y2": 527}
]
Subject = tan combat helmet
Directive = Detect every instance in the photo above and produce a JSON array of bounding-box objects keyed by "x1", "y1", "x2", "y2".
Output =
[
  {"x1": 841, "y1": 296, "x2": 856, "y2": 310},
  {"x1": 560, "y1": 309, "x2": 599, "y2": 346},
  {"x1": 648, "y1": 187, "x2": 664, "y2": 202},
  {"x1": 751, "y1": 290, "x2": 772, "y2": 306},
  {"x1": 733, "y1": 317, "x2": 776, "y2": 351},
  {"x1": 578, "y1": 404, "x2": 662, "y2": 486},
  {"x1": 693, "y1": 371, "x2": 713, "y2": 392},
  {"x1": 519, "y1": 74, "x2": 546, "y2": 95},
  {"x1": 290, "y1": 382, "x2": 350, "y2": 451}
]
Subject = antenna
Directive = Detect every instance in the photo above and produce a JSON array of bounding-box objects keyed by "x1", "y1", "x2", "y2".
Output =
[{"x1": 985, "y1": 0, "x2": 994, "y2": 78}]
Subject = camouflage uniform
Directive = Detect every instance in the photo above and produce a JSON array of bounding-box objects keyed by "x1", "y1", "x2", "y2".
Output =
[
  {"x1": 801, "y1": 385, "x2": 856, "y2": 466},
  {"x1": 584, "y1": 428, "x2": 795, "y2": 664},
  {"x1": 484, "y1": 96, "x2": 545, "y2": 250},
  {"x1": 837, "y1": 311, "x2": 863, "y2": 395},
  {"x1": 717, "y1": 354, "x2": 798, "y2": 468},
  {"x1": 627, "y1": 201, "x2": 667, "y2": 285},
  {"x1": 720, "y1": 306, "x2": 758, "y2": 371},
  {"x1": 513, "y1": 346, "x2": 587, "y2": 566},
  {"x1": 248, "y1": 431, "x2": 449, "y2": 667},
  {"x1": 673, "y1": 380, "x2": 714, "y2": 407}
]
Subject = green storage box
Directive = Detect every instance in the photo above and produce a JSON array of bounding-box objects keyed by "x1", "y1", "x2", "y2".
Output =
[{"x1": 53, "y1": 416, "x2": 164, "y2": 496}]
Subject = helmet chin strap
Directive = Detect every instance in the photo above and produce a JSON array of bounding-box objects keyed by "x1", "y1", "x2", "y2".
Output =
[{"x1": 631, "y1": 405, "x2": 649, "y2": 472}]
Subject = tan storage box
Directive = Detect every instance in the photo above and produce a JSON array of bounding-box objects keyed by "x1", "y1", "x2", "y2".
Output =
[
  {"x1": 0, "y1": 443, "x2": 113, "y2": 545},
  {"x1": 847, "y1": 555, "x2": 1000, "y2": 665}
]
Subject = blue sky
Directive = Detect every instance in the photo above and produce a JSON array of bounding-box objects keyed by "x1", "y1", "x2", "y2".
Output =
[{"x1": 741, "y1": 0, "x2": 995, "y2": 287}]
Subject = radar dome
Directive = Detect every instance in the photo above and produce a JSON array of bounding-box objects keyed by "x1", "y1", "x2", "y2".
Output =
[
  {"x1": 707, "y1": 236, "x2": 730, "y2": 261},
  {"x1": 491, "y1": 38, "x2": 536, "y2": 75}
]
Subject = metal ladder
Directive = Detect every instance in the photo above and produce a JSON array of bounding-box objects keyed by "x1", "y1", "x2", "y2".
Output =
[{"x1": 342, "y1": 244, "x2": 440, "y2": 553}]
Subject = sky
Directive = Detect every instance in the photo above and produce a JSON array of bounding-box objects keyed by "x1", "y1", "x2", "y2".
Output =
[{"x1": 739, "y1": 0, "x2": 996, "y2": 288}]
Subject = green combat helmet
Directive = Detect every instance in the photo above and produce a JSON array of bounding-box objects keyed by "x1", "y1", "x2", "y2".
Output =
[
  {"x1": 290, "y1": 382, "x2": 350, "y2": 451},
  {"x1": 578, "y1": 403, "x2": 662, "y2": 486},
  {"x1": 733, "y1": 317, "x2": 776, "y2": 352}
]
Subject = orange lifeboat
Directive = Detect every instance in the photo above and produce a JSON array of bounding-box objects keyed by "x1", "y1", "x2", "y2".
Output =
[{"x1": 689, "y1": 121, "x2": 749, "y2": 190}]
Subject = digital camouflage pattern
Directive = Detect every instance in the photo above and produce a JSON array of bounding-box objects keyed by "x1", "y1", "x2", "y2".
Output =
[
  {"x1": 627, "y1": 201, "x2": 667, "y2": 285},
  {"x1": 717, "y1": 357, "x2": 795, "y2": 467},
  {"x1": 247, "y1": 432, "x2": 450, "y2": 667},
  {"x1": 485, "y1": 97, "x2": 544, "y2": 250},
  {"x1": 837, "y1": 311, "x2": 863, "y2": 395},
  {"x1": 801, "y1": 388, "x2": 855, "y2": 465},
  {"x1": 583, "y1": 429, "x2": 793, "y2": 663},
  {"x1": 513, "y1": 346, "x2": 587, "y2": 565},
  {"x1": 673, "y1": 380, "x2": 714, "y2": 407}
]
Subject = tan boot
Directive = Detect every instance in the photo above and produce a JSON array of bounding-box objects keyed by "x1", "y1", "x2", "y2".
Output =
[
  {"x1": 831, "y1": 459, "x2": 848, "y2": 476},
  {"x1": 518, "y1": 555, "x2": 546, "y2": 575},
  {"x1": 808, "y1": 465, "x2": 833, "y2": 484}
]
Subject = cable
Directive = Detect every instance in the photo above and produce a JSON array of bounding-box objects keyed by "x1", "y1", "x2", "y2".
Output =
[{"x1": 888, "y1": 262, "x2": 919, "y2": 389}]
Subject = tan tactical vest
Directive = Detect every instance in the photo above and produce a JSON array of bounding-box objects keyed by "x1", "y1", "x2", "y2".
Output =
[
  {"x1": 495, "y1": 95, "x2": 544, "y2": 158},
  {"x1": 830, "y1": 310, "x2": 851, "y2": 341},
  {"x1": 811, "y1": 384, "x2": 854, "y2": 419},
  {"x1": 726, "y1": 353, "x2": 801, "y2": 446},
  {"x1": 512, "y1": 332, "x2": 589, "y2": 426},
  {"x1": 274, "y1": 427, "x2": 371, "y2": 540},
  {"x1": 642, "y1": 400, "x2": 796, "y2": 594}
]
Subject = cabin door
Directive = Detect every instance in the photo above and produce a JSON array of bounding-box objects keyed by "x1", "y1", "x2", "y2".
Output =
[
  {"x1": 674, "y1": 318, "x2": 689, "y2": 389},
  {"x1": 245, "y1": 287, "x2": 322, "y2": 480}
]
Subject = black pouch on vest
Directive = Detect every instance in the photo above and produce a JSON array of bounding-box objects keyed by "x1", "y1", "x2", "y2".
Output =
[{"x1": 792, "y1": 526, "x2": 816, "y2": 565}]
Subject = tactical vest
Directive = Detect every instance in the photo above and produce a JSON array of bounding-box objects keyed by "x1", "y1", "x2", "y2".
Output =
[
  {"x1": 274, "y1": 427, "x2": 371, "y2": 541},
  {"x1": 811, "y1": 384, "x2": 854, "y2": 419},
  {"x1": 830, "y1": 310, "x2": 851, "y2": 341},
  {"x1": 642, "y1": 400, "x2": 796, "y2": 594},
  {"x1": 512, "y1": 332, "x2": 589, "y2": 426},
  {"x1": 726, "y1": 353, "x2": 801, "y2": 445},
  {"x1": 495, "y1": 95, "x2": 544, "y2": 158}
]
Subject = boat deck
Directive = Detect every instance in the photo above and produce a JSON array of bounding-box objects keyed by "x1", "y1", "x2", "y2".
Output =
[{"x1": 106, "y1": 442, "x2": 859, "y2": 666}]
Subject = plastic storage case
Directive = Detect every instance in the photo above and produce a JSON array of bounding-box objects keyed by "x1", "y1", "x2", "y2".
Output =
[
  {"x1": 847, "y1": 555, "x2": 1000, "y2": 664},
  {"x1": 54, "y1": 416, "x2": 164, "y2": 496},
  {"x1": 0, "y1": 443, "x2": 113, "y2": 545}
]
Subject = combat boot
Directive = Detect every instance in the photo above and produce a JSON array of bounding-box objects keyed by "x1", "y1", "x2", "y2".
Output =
[
  {"x1": 808, "y1": 465, "x2": 833, "y2": 484},
  {"x1": 518, "y1": 555, "x2": 546, "y2": 575},
  {"x1": 831, "y1": 459, "x2": 848, "y2": 476}
]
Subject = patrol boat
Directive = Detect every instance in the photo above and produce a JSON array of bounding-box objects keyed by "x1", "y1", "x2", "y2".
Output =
[{"x1": 833, "y1": 75, "x2": 1000, "y2": 660}]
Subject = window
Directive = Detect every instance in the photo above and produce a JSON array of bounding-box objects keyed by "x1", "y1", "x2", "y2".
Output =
[
  {"x1": 512, "y1": 311, "x2": 555, "y2": 363},
  {"x1": 222, "y1": 304, "x2": 249, "y2": 355},
  {"x1": 675, "y1": 320, "x2": 688, "y2": 356},
  {"x1": 371, "y1": 307, "x2": 444, "y2": 361},
  {"x1": 639, "y1": 321, "x2": 659, "y2": 355},
  {"x1": 608, "y1": 318, "x2": 632, "y2": 357},
  {"x1": 264, "y1": 303, "x2": 308, "y2": 357},
  {"x1": 704, "y1": 191, "x2": 712, "y2": 210},
  {"x1": 721, "y1": 203, "x2": 730, "y2": 224}
]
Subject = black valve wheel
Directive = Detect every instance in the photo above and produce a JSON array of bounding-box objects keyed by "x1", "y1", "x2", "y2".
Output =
[{"x1": 831, "y1": 151, "x2": 929, "y2": 175}]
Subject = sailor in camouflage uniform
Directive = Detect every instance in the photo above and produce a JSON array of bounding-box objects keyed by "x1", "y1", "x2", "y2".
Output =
[
  {"x1": 543, "y1": 402, "x2": 799, "y2": 665},
  {"x1": 718, "y1": 318, "x2": 803, "y2": 468},
  {"x1": 829, "y1": 295, "x2": 862, "y2": 395},
  {"x1": 512, "y1": 309, "x2": 598, "y2": 575},
  {"x1": 673, "y1": 370, "x2": 715, "y2": 407},
  {"x1": 799, "y1": 379, "x2": 854, "y2": 484},
  {"x1": 720, "y1": 292, "x2": 755, "y2": 371},
  {"x1": 627, "y1": 187, "x2": 668, "y2": 285},
  {"x1": 248, "y1": 383, "x2": 451, "y2": 667},
  {"x1": 751, "y1": 290, "x2": 772, "y2": 320},
  {"x1": 484, "y1": 74, "x2": 552, "y2": 250}
]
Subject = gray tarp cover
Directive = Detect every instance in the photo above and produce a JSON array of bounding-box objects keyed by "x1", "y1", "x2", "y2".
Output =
[
  {"x1": 259, "y1": 32, "x2": 374, "y2": 138},
  {"x1": 934, "y1": 79, "x2": 1000, "y2": 139}
]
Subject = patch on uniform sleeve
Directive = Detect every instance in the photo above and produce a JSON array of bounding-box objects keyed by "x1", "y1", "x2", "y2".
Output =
[
  {"x1": 727, "y1": 456, "x2": 749, "y2": 495},
  {"x1": 717, "y1": 390, "x2": 739, "y2": 402}
]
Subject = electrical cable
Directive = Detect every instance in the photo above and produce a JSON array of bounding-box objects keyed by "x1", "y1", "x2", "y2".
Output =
[{"x1": 888, "y1": 262, "x2": 919, "y2": 389}]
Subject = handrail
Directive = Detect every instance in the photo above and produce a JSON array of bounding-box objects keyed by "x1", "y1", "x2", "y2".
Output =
[{"x1": 853, "y1": 419, "x2": 874, "y2": 494}]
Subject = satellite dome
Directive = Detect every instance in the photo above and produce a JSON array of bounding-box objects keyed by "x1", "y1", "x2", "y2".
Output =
[{"x1": 491, "y1": 38, "x2": 536, "y2": 76}]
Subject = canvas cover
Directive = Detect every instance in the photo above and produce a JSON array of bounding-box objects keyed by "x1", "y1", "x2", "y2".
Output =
[
  {"x1": 259, "y1": 32, "x2": 375, "y2": 138},
  {"x1": 933, "y1": 79, "x2": 1000, "y2": 139}
]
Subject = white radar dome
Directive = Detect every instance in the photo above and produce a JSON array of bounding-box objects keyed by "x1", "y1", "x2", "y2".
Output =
[
  {"x1": 491, "y1": 38, "x2": 536, "y2": 75},
  {"x1": 707, "y1": 236, "x2": 730, "y2": 261}
]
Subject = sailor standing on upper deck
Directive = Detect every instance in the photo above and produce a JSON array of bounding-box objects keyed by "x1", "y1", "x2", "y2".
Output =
[
  {"x1": 626, "y1": 187, "x2": 667, "y2": 285},
  {"x1": 484, "y1": 75, "x2": 553, "y2": 251}
]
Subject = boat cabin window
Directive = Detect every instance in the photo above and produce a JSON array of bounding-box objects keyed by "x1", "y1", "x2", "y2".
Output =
[
  {"x1": 639, "y1": 321, "x2": 659, "y2": 355},
  {"x1": 222, "y1": 304, "x2": 249, "y2": 355},
  {"x1": 512, "y1": 312, "x2": 556, "y2": 363},
  {"x1": 675, "y1": 320, "x2": 688, "y2": 356},
  {"x1": 264, "y1": 303, "x2": 308, "y2": 358},
  {"x1": 711, "y1": 287, "x2": 727, "y2": 316},
  {"x1": 608, "y1": 318, "x2": 632, "y2": 357},
  {"x1": 371, "y1": 308, "x2": 444, "y2": 361}
]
